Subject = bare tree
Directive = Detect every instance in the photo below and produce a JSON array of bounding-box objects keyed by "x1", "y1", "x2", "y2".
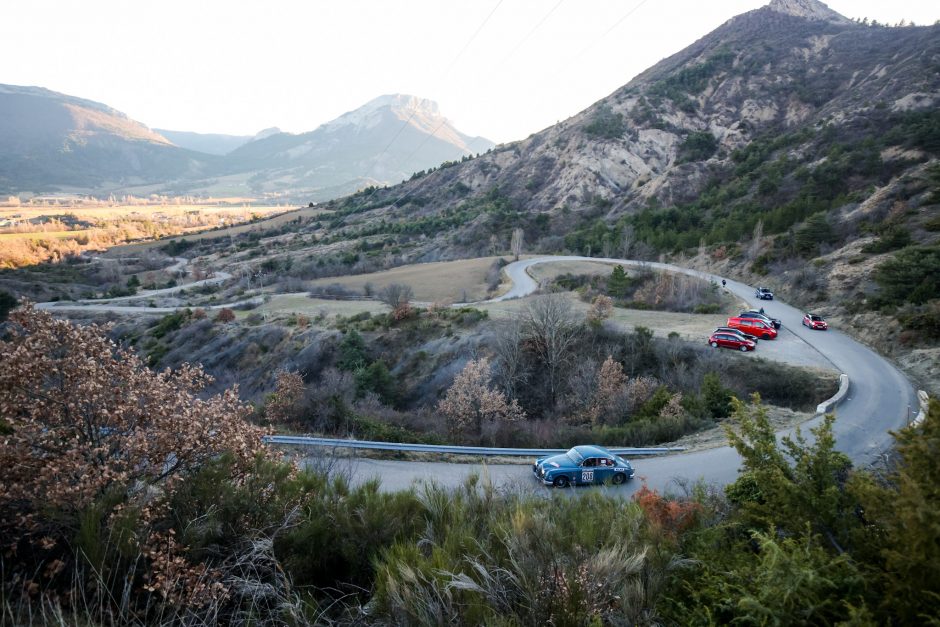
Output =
[
  {"x1": 510, "y1": 227, "x2": 524, "y2": 261},
  {"x1": 491, "y1": 318, "x2": 528, "y2": 399},
  {"x1": 619, "y1": 224, "x2": 635, "y2": 259},
  {"x1": 522, "y1": 294, "x2": 583, "y2": 407},
  {"x1": 488, "y1": 233, "x2": 500, "y2": 256},
  {"x1": 377, "y1": 283, "x2": 414, "y2": 309}
]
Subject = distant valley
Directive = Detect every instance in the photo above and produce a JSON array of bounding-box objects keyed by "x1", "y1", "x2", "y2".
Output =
[{"x1": 0, "y1": 86, "x2": 494, "y2": 202}]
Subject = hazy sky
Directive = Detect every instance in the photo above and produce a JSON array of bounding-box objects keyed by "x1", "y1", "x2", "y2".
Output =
[{"x1": 2, "y1": 1, "x2": 936, "y2": 143}]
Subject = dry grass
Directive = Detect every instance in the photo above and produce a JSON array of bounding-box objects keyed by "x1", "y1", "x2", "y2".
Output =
[
  {"x1": 246, "y1": 294, "x2": 389, "y2": 320},
  {"x1": 0, "y1": 230, "x2": 91, "y2": 241},
  {"x1": 0, "y1": 204, "x2": 284, "y2": 221},
  {"x1": 479, "y1": 292, "x2": 728, "y2": 340},
  {"x1": 306, "y1": 256, "x2": 516, "y2": 303},
  {"x1": 526, "y1": 259, "x2": 622, "y2": 282}
]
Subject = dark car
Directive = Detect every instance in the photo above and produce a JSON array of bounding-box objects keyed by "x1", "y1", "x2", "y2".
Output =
[
  {"x1": 755, "y1": 287, "x2": 774, "y2": 300},
  {"x1": 727, "y1": 316, "x2": 778, "y2": 339},
  {"x1": 533, "y1": 445, "x2": 635, "y2": 487},
  {"x1": 709, "y1": 332, "x2": 756, "y2": 352},
  {"x1": 739, "y1": 310, "x2": 782, "y2": 329},
  {"x1": 802, "y1": 313, "x2": 828, "y2": 330},
  {"x1": 714, "y1": 326, "x2": 759, "y2": 342}
]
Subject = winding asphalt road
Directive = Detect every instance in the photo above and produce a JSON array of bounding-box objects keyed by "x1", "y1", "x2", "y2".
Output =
[
  {"x1": 34, "y1": 253, "x2": 917, "y2": 494},
  {"x1": 338, "y1": 255, "x2": 918, "y2": 496}
]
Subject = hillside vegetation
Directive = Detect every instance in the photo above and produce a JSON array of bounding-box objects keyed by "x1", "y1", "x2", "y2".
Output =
[
  {"x1": 159, "y1": 2, "x2": 937, "y2": 391},
  {"x1": 1, "y1": 307, "x2": 937, "y2": 624}
]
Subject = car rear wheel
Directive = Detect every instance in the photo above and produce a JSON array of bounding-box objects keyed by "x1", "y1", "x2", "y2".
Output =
[
  {"x1": 739, "y1": 345, "x2": 749, "y2": 352},
  {"x1": 612, "y1": 473, "x2": 626, "y2": 485},
  {"x1": 553, "y1": 475, "x2": 570, "y2": 488},
  {"x1": 710, "y1": 341, "x2": 718, "y2": 348}
]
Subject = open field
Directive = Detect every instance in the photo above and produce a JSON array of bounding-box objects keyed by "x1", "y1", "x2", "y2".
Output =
[
  {"x1": 526, "y1": 259, "x2": 624, "y2": 282},
  {"x1": 0, "y1": 204, "x2": 292, "y2": 268},
  {"x1": 246, "y1": 294, "x2": 389, "y2": 320},
  {"x1": 306, "y1": 255, "x2": 524, "y2": 303},
  {"x1": 0, "y1": 204, "x2": 286, "y2": 221},
  {"x1": 0, "y1": 230, "x2": 94, "y2": 241},
  {"x1": 478, "y1": 293, "x2": 727, "y2": 339}
]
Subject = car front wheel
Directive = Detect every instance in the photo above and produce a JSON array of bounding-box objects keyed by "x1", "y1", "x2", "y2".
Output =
[
  {"x1": 710, "y1": 341, "x2": 718, "y2": 348},
  {"x1": 763, "y1": 333, "x2": 772, "y2": 339},
  {"x1": 739, "y1": 345, "x2": 749, "y2": 352},
  {"x1": 553, "y1": 475, "x2": 570, "y2": 488},
  {"x1": 612, "y1": 473, "x2": 627, "y2": 485}
]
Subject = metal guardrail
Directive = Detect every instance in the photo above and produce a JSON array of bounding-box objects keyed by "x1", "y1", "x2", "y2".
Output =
[{"x1": 263, "y1": 435, "x2": 685, "y2": 457}]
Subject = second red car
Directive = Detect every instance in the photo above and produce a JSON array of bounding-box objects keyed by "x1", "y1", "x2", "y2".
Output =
[{"x1": 727, "y1": 316, "x2": 778, "y2": 339}]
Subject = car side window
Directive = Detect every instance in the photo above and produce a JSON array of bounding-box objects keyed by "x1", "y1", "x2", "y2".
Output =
[{"x1": 583, "y1": 457, "x2": 596, "y2": 467}]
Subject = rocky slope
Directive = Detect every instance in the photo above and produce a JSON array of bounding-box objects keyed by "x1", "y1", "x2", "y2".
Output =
[
  {"x1": 301, "y1": 0, "x2": 938, "y2": 388},
  {"x1": 327, "y1": 0, "x2": 937, "y2": 228}
]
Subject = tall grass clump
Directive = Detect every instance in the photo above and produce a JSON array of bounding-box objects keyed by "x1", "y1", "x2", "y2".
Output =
[{"x1": 369, "y1": 475, "x2": 684, "y2": 625}]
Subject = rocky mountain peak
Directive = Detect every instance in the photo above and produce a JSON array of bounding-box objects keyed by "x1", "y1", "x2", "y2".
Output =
[
  {"x1": 252, "y1": 127, "x2": 281, "y2": 141},
  {"x1": 766, "y1": 0, "x2": 852, "y2": 25},
  {"x1": 323, "y1": 94, "x2": 443, "y2": 133}
]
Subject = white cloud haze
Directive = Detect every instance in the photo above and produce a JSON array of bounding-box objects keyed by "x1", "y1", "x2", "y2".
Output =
[{"x1": 2, "y1": 0, "x2": 936, "y2": 143}]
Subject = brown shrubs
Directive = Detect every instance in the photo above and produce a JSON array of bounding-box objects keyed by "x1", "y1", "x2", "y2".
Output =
[
  {"x1": 437, "y1": 357, "x2": 525, "y2": 440},
  {"x1": 265, "y1": 370, "x2": 306, "y2": 424},
  {"x1": 0, "y1": 304, "x2": 268, "y2": 605}
]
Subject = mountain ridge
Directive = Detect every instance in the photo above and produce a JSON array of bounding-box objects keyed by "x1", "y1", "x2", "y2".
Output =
[{"x1": 0, "y1": 87, "x2": 493, "y2": 199}]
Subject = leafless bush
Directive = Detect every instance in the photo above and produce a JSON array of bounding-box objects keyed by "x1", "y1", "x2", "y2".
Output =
[
  {"x1": 491, "y1": 319, "x2": 529, "y2": 399},
  {"x1": 377, "y1": 283, "x2": 414, "y2": 309},
  {"x1": 304, "y1": 368, "x2": 357, "y2": 431},
  {"x1": 522, "y1": 294, "x2": 583, "y2": 406},
  {"x1": 631, "y1": 272, "x2": 720, "y2": 312},
  {"x1": 485, "y1": 258, "x2": 507, "y2": 293}
]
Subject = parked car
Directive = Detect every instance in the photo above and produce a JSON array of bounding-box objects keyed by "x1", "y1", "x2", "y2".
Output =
[
  {"x1": 533, "y1": 445, "x2": 635, "y2": 487},
  {"x1": 802, "y1": 313, "x2": 828, "y2": 330},
  {"x1": 739, "y1": 310, "x2": 782, "y2": 329},
  {"x1": 708, "y1": 332, "x2": 756, "y2": 352},
  {"x1": 727, "y1": 316, "x2": 778, "y2": 339},
  {"x1": 755, "y1": 287, "x2": 774, "y2": 300},
  {"x1": 714, "y1": 326, "x2": 759, "y2": 342}
]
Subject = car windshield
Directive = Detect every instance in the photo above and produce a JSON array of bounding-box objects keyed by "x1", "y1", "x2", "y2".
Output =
[
  {"x1": 566, "y1": 448, "x2": 584, "y2": 464},
  {"x1": 810, "y1": 315, "x2": 822, "y2": 321}
]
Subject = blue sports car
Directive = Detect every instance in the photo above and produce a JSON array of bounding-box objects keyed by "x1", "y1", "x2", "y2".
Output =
[{"x1": 533, "y1": 445, "x2": 635, "y2": 487}]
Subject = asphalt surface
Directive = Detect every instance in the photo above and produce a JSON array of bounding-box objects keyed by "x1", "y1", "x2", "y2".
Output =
[{"x1": 333, "y1": 255, "x2": 918, "y2": 496}]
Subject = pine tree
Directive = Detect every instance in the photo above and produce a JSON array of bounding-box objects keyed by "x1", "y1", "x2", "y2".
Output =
[{"x1": 607, "y1": 265, "x2": 630, "y2": 297}]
